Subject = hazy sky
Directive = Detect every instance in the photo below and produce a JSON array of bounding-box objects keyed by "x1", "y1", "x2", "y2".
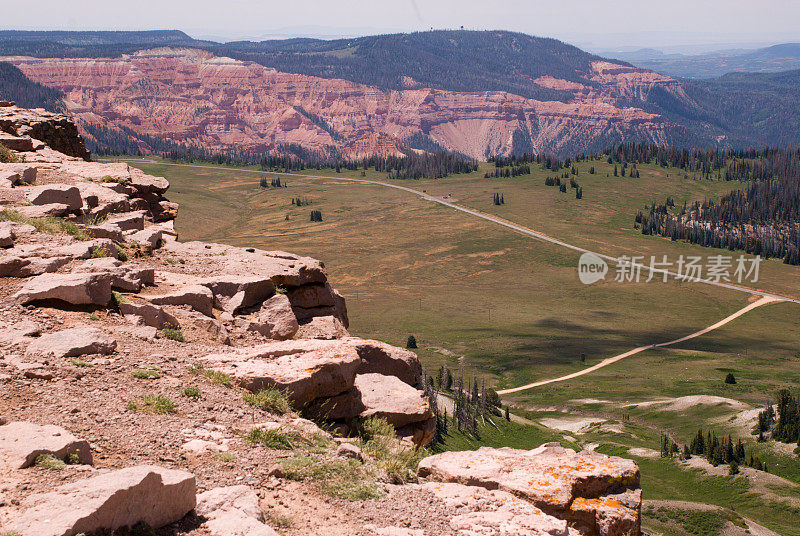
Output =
[{"x1": 3, "y1": 0, "x2": 800, "y2": 50}]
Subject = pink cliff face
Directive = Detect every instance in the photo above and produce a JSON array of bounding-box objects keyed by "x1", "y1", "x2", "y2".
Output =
[{"x1": 4, "y1": 48, "x2": 684, "y2": 159}]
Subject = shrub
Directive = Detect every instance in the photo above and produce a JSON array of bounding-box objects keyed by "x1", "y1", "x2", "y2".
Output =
[
  {"x1": 358, "y1": 416, "x2": 425, "y2": 483},
  {"x1": 111, "y1": 291, "x2": 130, "y2": 306},
  {"x1": 181, "y1": 386, "x2": 200, "y2": 398},
  {"x1": 246, "y1": 427, "x2": 300, "y2": 450},
  {"x1": 100, "y1": 175, "x2": 127, "y2": 184},
  {"x1": 281, "y1": 455, "x2": 382, "y2": 501},
  {"x1": 243, "y1": 388, "x2": 292, "y2": 414},
  {"x1": 188, "y1": 363, "x2": 232, "y2": 387},
  {"x1": 88, "y1": 313, "x2": 100, "y2": 321},
  {"x1": 267, "y1": 511, "x2": 293, "y2": 529},
  {"x1": 0, "y1": 144, "x2": 17, "y2": 163},
  {"x1": 159, "y1": 326, "x2": 185, "y2": 342},
  {"x1": 0, "y1": 210, "x2": 89, "y2": 240},
  {"x1": 127, "y1": 394, "x2": 176, "y2": 414},
  {"x1": 131, "y1": 367, "x2": 161, "y2": 380},
  {"x1": 405, "y1": 335, "x2": 417, "y2": 349},
  {"x1": 70, "y1": 359, "x2": 93, "y2": 368},
  {"x1": 725, "y1": 373, "x2": 737, "y2": 385},
  {"x1": 35, "y1": 454, "x2": 66, "y2": 471},
  {"x1": 275, "y1": 285, "x2": 288, "y2": 295}
]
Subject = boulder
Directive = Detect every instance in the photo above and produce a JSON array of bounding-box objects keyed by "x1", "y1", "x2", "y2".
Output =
[
  {"x1": 296, "y1": 315, "x2": 348, "y2": 340},
  {"x1": 119, "y1": 301, "x2": 180, "y2": 329},
  {"x1": 10, "y1": 465, "x2": 196, "y2": 536},
  {"x1": 15, "y1": 203, "x2": 70, "y2": 218},
  {"x1": 148, "y1": 284, "x2": 214, "y2": 316},
  {"x1": 420, "y1": 481, "x2": 570, "y2": 536},
  {"x1": 348, "y1": 339, "x2": 422, "y2": 386},
  {"x1": 0, "y1": 163, "x2": 37, "y2": 186},
  {"x1": 0, "y1": 319, "x2": 41, "y2": 345},
  {"x1": 127, "y1": 227, "x2": 163, "y2": 249},
  {"x1": 0, "y1": 421, "x2": 92, "y2": 470},
  {"x1": 107, "y1": 211, "x2": 145, "y2": 231},
  {"x1": 336, "y1": 442, "x2": 363, "y2": 461},
  {"x1": 26, "y1": 184, "x2": 82, "y2": 210},
  {"x1": 243, "y1": 294, "x2": 298, "y2": 340},
  {"x1": 286, "y1": 283, "x2": 336, "y2": 309},
  {"x1": 418, "y1": 444, "x2": 641, "y2": 536},
  {"x1": 0, "y1": 132, "x2": 34, "y2": 151},
  {"x1": 26, "y1": 327, "x2": 116, "y2": 358},
  {"x1": 13, "y1": 272, "x2": 113, "y2": 306},
  {"x1": 200, "y1": 339, "x2": 361, "y2": 406},
  {"x1": 308, "y1": 373, "x2": 433, "y2": 428},
  {"x1": 129, "y1": 172, "x2": 169, "y2": 195},
  {"x1": 196, "y1": 486, "x2": 279, "y2": 536},
  {"x1": 199, "y1": 275, "x2": 276, "y2": 314},
  {"x1": 85, "y1": 222, "x2": 124, "y2": 241},
  {"x1": 0, "y1": 221, "x2": 15, "y2": 248},
  {"x1": 72, "y1": 257, "x2": 154, "y2": 292}
]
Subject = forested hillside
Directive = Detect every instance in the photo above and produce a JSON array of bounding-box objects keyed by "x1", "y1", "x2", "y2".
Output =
[
  {"x1": 630, "y1": 145, "x2": 800, "y2": 264},
  {"x1": 0, "y1": 61, "x2": 63, "y2": 111}
]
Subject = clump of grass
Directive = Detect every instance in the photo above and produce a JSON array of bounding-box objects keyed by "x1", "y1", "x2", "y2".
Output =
[
  {"x1": 281, "y1": 455, "x2": 383, "y2": 501},
  {"x1": 115, "y1": 244, "x2": 128, "y2": 261},
  {"x1": 113, "y1": 522, "x2": 156, "y2": 536},
  {"x1": 131, "y1": 367, "x2": 161, "y2": 380},
  {"x1": 266, "y1": 511, "x2": 293, "y2": 529},
  {"x1": 70, "y1": 359, "x2": 93, "y2": 368},
  {"x1": 90, "y1": 245, "x2": 117, "y2": 258},
  {"x1": 358, "y1": 416, "x2": 425, "y2": 484},
  {"x1": 243, "y1": 388, "x2": 292, "y2": 414},
  {"x1": 215, "y1": 452, "x2": 236, "y2": 462},
  {"x1": 275, "y1": 285, "x2": 288, "y2": 294},
  {"x1": 126, "y1": 394, "x2": 176, "y2": 414},
  {"x1": 100, "y1": 175, "x2": 127, "y2": 184},
  {"x1": 188, "y1": 363, "x2": 232, "y2": 387},
  {"x1": 181, "y1": 386, "x2": 200, "y2": 398},
  {"x1": 0, "y1": 144, "x2": 17, "y2": 163},
  {"x1": 0, "y1": 210, "x2": 89, "y2": 240},
  {"x1": 246, "y1": 427, "x2": 300, "y2": 450},
  {"x1": 111, "y1": 291, "x2": 130, "y2": 306},
  {"x1": 35, "y1": 454, "x2": 66, "y2": 471},
  {"x1": 159, "y1": 325, "x2": 185, "y2": 343},
  {"x1": 88, "y1": 313, "x2": 100, "y2": 321}
]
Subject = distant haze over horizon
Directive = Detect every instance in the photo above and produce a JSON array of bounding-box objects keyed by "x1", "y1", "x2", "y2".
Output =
[{"x1": 3, "y1": 0, "x2": 800, "y2": 52}]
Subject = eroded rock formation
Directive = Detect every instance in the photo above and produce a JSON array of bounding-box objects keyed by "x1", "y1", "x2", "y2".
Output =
[{"x1": 2, "y1": 49, "x2": 683, "y2": 159}]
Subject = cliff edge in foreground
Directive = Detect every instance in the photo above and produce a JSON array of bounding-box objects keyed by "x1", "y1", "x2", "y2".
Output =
[{"x1": 0, "y1": 102, "x2": 640, "y2": 536}]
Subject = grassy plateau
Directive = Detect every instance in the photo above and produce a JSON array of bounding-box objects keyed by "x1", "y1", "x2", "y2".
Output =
[{"x1": 123, "y1": 156, "x2": 800, "y2": 535}]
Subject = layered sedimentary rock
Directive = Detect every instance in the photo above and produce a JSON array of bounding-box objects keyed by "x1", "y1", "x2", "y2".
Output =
[{"x1": 2, "y1": 48, "x2": 684, "y2": 159}]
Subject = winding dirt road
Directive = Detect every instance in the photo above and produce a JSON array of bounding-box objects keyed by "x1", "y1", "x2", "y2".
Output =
[
  {"x1": 496, "y1": 295, "x2": 783, "y2": 395},
  {"x1": 115, "y1": 159, "x2": 797, "y2": 392}
]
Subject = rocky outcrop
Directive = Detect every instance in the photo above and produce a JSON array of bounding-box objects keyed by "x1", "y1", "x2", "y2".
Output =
[
  {"x1": 200, "y1": 339, "x2": 362, "y2": 406},
  {"x1": 0, "y1": 105, "x2": 642, "y2": 535},
  {"x1": 0, "y1": 421, "x2": 92, "y2": 470},
  {"x1": 0, "y1": 104, "x2": 90, "y2": 160},
  {"x1": 3, "y1": 48, "x2": 678, "y2": 159},
  {"x1": 25, "y1": 326, "x2": 116, "y2": 358},
  {"x1": 418, "y1": 443, "x2": 641, "y2": 536},
  {"x1": 10, "y1": 465, "x2": 196, "y2": 536}
]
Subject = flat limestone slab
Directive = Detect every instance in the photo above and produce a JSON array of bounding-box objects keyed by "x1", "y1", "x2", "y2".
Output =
[
  {"x1": 0, "y1": 421, "x2": 92, "y2": 470},
  {"x1": 10, "y1": 465, "x2": 195, "y2": 536},
  {"x1": 418, "y1": 444, "x2": 641, "y2": 536}
]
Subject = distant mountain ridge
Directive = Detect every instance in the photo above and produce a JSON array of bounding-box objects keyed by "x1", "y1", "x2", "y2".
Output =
[
  {"x1": 611, "y1": 42, "x2": 800, "y2": 78},
  {"x1": 2, "y1": 30, "x2": 800, "y2": 158}
]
